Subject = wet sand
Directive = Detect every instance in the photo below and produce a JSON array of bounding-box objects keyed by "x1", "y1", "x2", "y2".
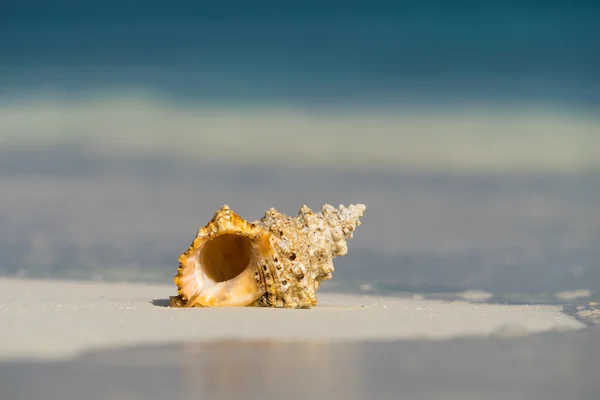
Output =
[
  {"x1": 3, "y1": 334, "x2": 599, "y2": 400},
  {"x1": 0, "y1": 278, "x2": 586, "y2": 361}
]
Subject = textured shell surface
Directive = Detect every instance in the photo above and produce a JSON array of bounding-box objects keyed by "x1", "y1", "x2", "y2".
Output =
[{"x1": 171, "y1": 203, "x2": 366, "y2": 309}]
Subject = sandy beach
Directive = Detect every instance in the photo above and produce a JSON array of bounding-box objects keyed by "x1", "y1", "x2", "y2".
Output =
[{"x1": 0, "y1": 277, "x2": 586, "y2": 361}]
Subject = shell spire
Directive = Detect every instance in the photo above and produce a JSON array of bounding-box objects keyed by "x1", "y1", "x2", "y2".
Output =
[{"x1": 170, "y1": 203, "x2": 366, "y2": 309}]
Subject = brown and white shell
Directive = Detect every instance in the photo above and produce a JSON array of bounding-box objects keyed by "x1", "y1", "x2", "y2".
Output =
[{"x1": 170, "y1": 203, "x2": 366, "y2": 309}]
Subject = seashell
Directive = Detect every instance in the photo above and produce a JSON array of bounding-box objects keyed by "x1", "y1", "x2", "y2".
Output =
[{"x1": 170, "y1": 203, "x2": 366, "y2": 309}]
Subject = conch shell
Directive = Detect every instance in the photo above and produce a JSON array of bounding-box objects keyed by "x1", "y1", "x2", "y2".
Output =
[{"x1": 170, "y1": 203, "x2": 366, "y2": 309}]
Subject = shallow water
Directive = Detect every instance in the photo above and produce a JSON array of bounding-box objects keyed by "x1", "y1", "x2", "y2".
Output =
[{"x1": 0, "y1": 148, "x2": 598, "y2": 304}]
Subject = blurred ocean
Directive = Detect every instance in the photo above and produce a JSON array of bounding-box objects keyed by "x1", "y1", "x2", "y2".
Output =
[
  {"x1": 1, "y1": 1, "x2": 599, "y2": 107},
  {"x1": 0, "y1": 1, "x2": 599, "y2": 300}
]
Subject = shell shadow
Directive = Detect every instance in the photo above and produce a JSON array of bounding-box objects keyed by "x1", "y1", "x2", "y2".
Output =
[{"x1": 151, "y1": 299, "x2": 171, "y2": 307}]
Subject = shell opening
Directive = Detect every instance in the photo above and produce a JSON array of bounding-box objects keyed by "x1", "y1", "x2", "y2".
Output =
[{"x1": 200, "y1": 233, "x2": 253, "y2": 283}]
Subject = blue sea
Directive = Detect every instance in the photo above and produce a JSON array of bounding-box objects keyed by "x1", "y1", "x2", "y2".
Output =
[{"x1": 1, "y1": 1, "x2": 599, "y2": 109}]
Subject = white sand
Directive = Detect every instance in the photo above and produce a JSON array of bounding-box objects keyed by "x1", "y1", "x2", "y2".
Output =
[{"x1": 0, "y1": 278, "x2": 586, "y2": 361}]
